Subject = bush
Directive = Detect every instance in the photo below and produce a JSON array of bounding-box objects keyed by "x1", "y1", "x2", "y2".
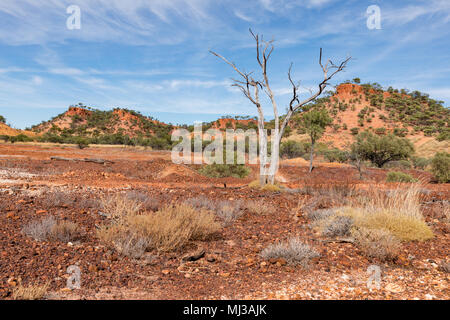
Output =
[
  {"x1": 260, "y1": 237, "x2": 320, "y2": 267},
  {"x1": 198, "y1": 164, "x2": 250, "y2": 178},
  {"x1": 436, "y1": 130, "x2": 450, "y2": 141},
  {"x1": 98, "y1": 203, "x2": 221, "y2": 254},
  {"x1": 215, "y1": 200, "x2": 243, "y2": 226},
  {"x1": 125, "y1": 191, "x2": 161, "y2": 212},
  {"x1": 324, "y1": 148, "x2": 349, "y2": 163},
  {"x1": 383, "y1": 160, "x2": 412, "y2": 169},
  {"x1": 320, "y1": 216, "x2": 353, "y2": 237},
  {"x1": 280, "y1": 140, "x2": 307, "y2": 159},
  {"x1": 351, "y1": 131, "x2": 414, "y2": 168},
  {"x1": 411, "y1": 157, "x2": 431, "y2": 170},
  {"x1": 350, "y1": 127, "x2": 359, "y2": 135},
  {"x1": 351, "y1": 227, "x2": 401, "y2": 262},
  {"x1": 431, "y1": 152, "x2": 450, "y2": 183},
  {"x1": 100, "y1": 194, "x2": 142, "y2": 221},
  {"x1": 386, "y1": 171, "x2": 417, "y2": 183},
  {"x1": 23, "y1": 217, "x2": 82, "y2": 242},
  {"x1": 10, "y1": 134, "x2": 34, "y2": 143}
]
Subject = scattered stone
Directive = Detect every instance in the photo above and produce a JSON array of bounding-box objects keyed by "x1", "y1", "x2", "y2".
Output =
[
  {"x1": 385, "y1": 283, "x2": 404, "y2": 293},
  {"x1": 182, "y1": 248, "x2": 205, "y2": 262}
]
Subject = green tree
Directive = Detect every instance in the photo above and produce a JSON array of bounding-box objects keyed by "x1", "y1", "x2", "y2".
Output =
[
  {"x1": 0, "y1": 115, "x2": 5, "y2": 124},
  {"x1": 300, "y1": 108, "x2": 332, "y2": 172},
  {"x1": 351, "y1": 131, "x2": 414, "y2": 168}
]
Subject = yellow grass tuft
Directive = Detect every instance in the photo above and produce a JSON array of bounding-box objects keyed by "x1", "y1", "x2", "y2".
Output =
[
  {"x1": 337, "y1": 184, "x2": 433, "y2": 241},
  {"x1": 12, "y1": 281, "x2": 50, "y2": 300},
  {"x1": 97, "y1": 202, "x2": 221, "y2": 254},
  {"x1": 248, "y1": 180, "x2": 281, "y2": 192}
]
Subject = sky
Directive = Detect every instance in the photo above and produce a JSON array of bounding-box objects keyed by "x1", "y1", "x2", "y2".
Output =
[{"x1": 0, "y1": 0, "x2": 449, "y2": 129}]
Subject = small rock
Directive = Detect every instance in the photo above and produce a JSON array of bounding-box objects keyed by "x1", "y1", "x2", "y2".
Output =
[
  {"x1": 225, "y1": 240, "x2": 236, "y2": 247},
  {"x1": 181, "y1": 248, "x2": 205, "y2": 262},
  {"x1": 385, "y1": 283, "x2": 404, "y2": 293},
  {"x1": 277, "y1": 258, "x2": 287, "y2": 266},
  {"x1": 162, "y1": 269, "x2": 170, "y2": 275},
  {"x1": 36, "y1": 210, "x2": 47, "y2": 214}
]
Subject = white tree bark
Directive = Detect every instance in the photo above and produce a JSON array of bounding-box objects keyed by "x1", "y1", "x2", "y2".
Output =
[{"x1": 211, "y1": 30, "x2": 351, "y2": 185}]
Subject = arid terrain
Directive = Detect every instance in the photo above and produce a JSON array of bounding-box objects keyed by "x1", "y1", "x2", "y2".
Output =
[{"x1": 0, "y1": 143, "x2": 448, "y2": 300}]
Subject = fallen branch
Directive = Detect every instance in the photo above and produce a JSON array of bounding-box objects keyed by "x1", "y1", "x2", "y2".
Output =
[{"x1": 50, "y1": 156, "x2": 114, "y2": 165}]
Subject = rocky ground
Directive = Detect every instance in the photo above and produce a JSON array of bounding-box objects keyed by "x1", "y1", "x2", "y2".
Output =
[{"x1": 0, "y1": 143, "x2": 448, "y2": 300}]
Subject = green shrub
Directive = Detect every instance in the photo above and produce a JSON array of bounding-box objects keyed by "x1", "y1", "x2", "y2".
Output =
[
  {"x1": 383, "y1": 160, "x2": 412, "y2": 169},
  {"x1": 431, "y1": 152, "x2": 450, "y2": 183},
  {"x1": 411, "y1": 156, "x2": 431, "y2": 170},
  {"x1": 10, "y1": 134, "x2": 34, "y2": 143},
  {"x1": 198, "y1": 163, "x2": 250, "y2": 178},
  {"x1": 324, "y1": 148, "x2": 349, "y2": 163},
  {"x1": 386, "y1": 171, "x2": 417, "y2": 183},
  {"x1": 350, "y1": 127, "x2": 359, "y2": 135},
  {"x1": 436, "y1": 130, "x2": 450, "y2": 141},
  {"x1": 280, "y1": 140, "x2": 307, "y2": 159},
  {"x1": 351, "y1": 131, "x2": 414, "y2": 168}
]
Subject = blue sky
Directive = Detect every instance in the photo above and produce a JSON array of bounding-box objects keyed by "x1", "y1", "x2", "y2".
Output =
[{"x1": 0, "y1": 0, "x2": 449, "y2": 129}]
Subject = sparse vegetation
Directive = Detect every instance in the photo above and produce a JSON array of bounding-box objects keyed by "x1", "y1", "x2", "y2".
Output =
[
  {"x1": 386, "y1": 171, "x2": 417, "y2": 183},
  {"x1": 97, "y1": 201, "x2": 221, "y2": 255},
  {"x1": 351, "y1": 227, "x2": 401, "y2": 262},
  {"x1": 261, "y1": 237, "x2": 320, "y2": 267},
  {"x1": 337, "y1": 185, "x2": 433, "y2": 241},
  {"x1": 12, "y1": 280, "x2": 50, "y2": 300},
  {"x1": 23, "y1": 216, "x2": 82, "y2": 242},
  {"x1": 431, "y1": 152, "x2": 450, "y2": 183},
  {"x1": 198, "y1": 163, "x2": 250, "y2": 178}
]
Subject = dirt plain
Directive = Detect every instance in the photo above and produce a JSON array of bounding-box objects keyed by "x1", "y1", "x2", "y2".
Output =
[{"x1": 0, "y1": 143, "x2": 448, "y2": 300}]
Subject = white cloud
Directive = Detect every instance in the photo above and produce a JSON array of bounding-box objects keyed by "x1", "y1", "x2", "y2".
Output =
[
  {"x1": 32, "y1": 76, "x2": 43, "y2": 85},
  {"x1": 49, "y1": 68, "x2": 84, "y2": 76}
]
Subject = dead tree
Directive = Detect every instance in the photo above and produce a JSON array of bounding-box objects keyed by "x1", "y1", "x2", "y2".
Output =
[{"x1": 211, "y1": 29, "x2": 350, "y2": 185}]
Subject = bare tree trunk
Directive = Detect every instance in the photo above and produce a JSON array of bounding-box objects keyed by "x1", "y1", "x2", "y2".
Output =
[
  {"x1": 211, "y1": 30, "x2": 351, "y2": 186},
  {"x1": 309, "y1": 140, "x2": 314, "y2": 173}
]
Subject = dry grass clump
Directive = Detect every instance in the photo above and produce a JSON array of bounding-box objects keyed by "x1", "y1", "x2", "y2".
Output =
[
  {"x1": 244, "y1": 199, "x2": 276, "y2": 215},
  {"x1": 307, "y1": 208, "x2": 337, "y2": 221},
  {"x1": 337, "y1": 184, "x2": 433, "y2": 241},
  {"x1": 184, "y1": 196, "x2": 216, "y2": 211},
  {"x1": 215, "y1": 200, "x2": 243, "y2": 226},
  {"x1": 261, "y1": 237, "x2": 320, "y2": 267},
  {"x1": 100, "y1": 193, "x2": 142, "y2": 221},
  {"x1": 42, "y1": 190, "x2": 73, "y2": 208},
  {"x1": 12, "y1": 281, "x2": 50, "y2": 300},
  {"x1": 97, "y1": 203, "x2": 221, "y2": 255},
  {"x1": 184, "y1": 197, "x2": 243, "y2": 225},
  {"x1": 125, "y1": 191, "x2": 161, "y2": 212},
  {"x1": 23, "y1": 217, "x2": 82, "y2": 242},
  {"x1": 338, "y1": 207, "x2": 433, "y2": 241},
  {"x1": 351, "y1": 227, "x2": 401, "y2": 262},
  {"x1": 248, "y1": 180, "x2": 281, "y2": 192},
  {"x1": 321, "y1": 216, "x2": 353, "y2": 237}
]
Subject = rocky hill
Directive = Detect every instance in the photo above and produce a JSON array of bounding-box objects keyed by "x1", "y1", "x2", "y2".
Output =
[
  {"x1": 284, "y1": 82, "x2": 449, "y2": 156},
  {"x1": 2, "y1": 81, "x2": 448, "y2": 155},
  {"x1": 29, "y1": 105, "x2": 175, "y2": 149}
]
